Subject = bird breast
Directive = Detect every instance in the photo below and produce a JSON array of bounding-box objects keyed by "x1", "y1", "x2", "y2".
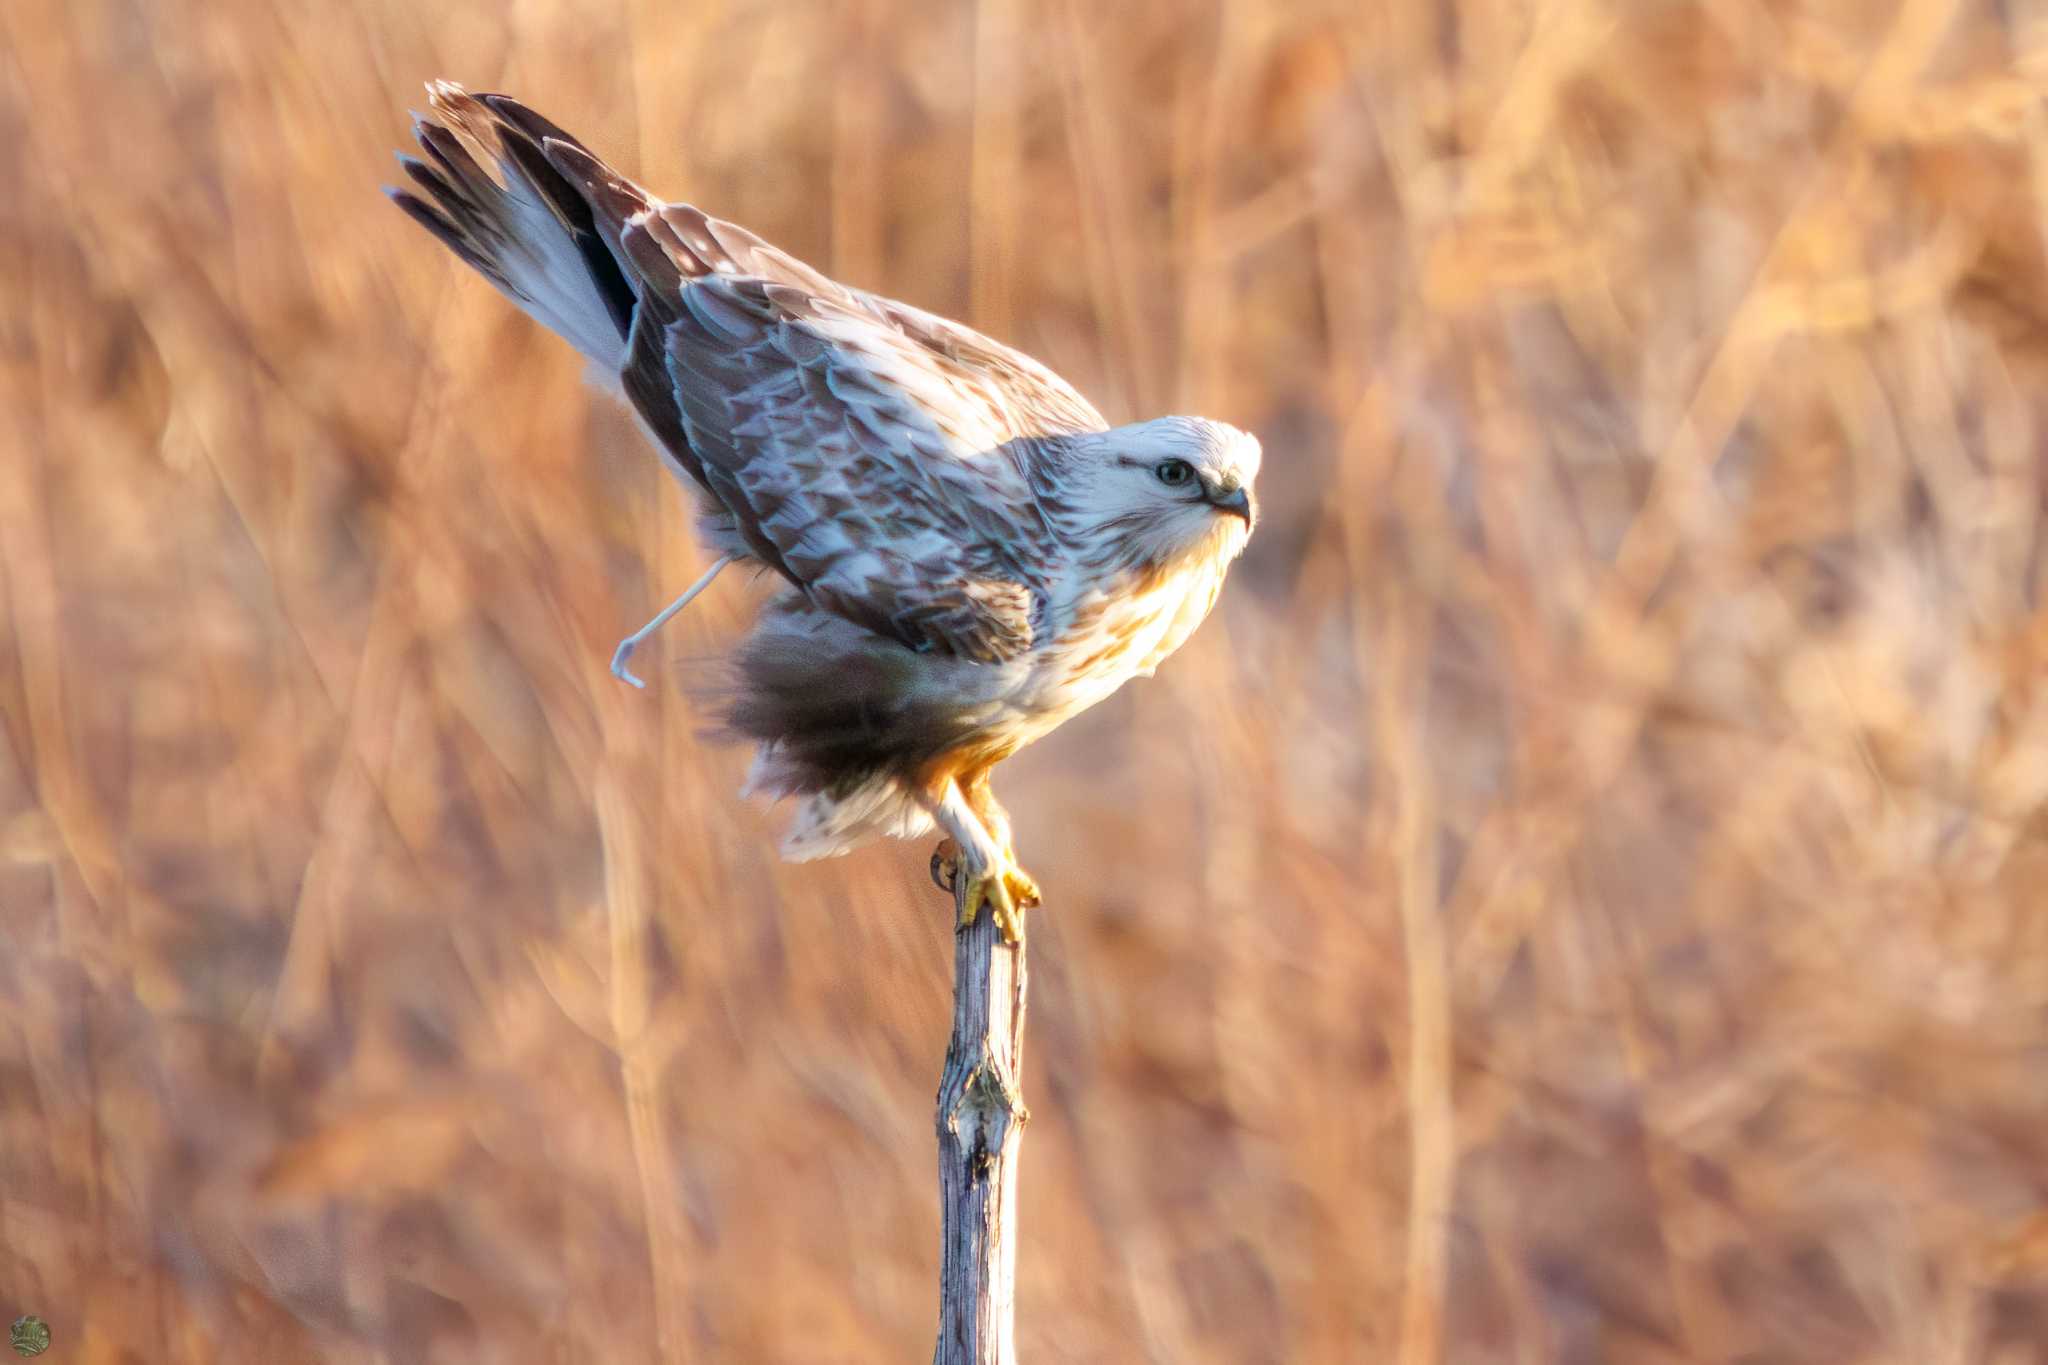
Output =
[{"x1": 1012, "y1": 545, "x2": 1234, "y2": 728}]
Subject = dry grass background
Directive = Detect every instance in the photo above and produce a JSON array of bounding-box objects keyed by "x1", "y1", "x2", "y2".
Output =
[{"x1": 4, "y1": 0, "x2": 2048, "y2": 1360}]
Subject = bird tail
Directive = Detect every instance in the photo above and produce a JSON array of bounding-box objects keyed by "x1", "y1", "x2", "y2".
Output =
[{"x1": 387, "y1": 81, "x2": 652, "y2": 370}]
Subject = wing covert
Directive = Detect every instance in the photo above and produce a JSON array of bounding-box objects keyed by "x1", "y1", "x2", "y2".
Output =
[{"x1": 659, "y1": 268, "x2": 1073, "y2": 663}]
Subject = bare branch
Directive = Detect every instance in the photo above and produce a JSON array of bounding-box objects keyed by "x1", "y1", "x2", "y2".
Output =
[{"x1": 932, "y1": 851, "x2": 1029, "y2": 1365}]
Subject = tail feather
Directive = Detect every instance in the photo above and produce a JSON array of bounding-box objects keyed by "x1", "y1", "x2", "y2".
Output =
[{"x1": 387, "y1": 81, "x2": 647, "y2": 368}]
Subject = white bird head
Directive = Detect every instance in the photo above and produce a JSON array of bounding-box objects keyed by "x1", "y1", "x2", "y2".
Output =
[{"x1": 1051, "y1": 417, "x2": 1261, "y2": 573}]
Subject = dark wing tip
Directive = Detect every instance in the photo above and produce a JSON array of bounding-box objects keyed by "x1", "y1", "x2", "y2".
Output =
[
  {"x1": 386, "y1": 187, "x2": 500, "y2": 281},
  {"x1": 385, "y1": 185, "x2": 443, "y2": 227},
  {"x1": 540, "y1": 137, "x2": 651, "y2": 233},
  {"x1": 476, "y1": 92, "x2": 599, "y2": 158},
  {"x1": 393, "y1": 81, "x2": 636, "y2": 340},
  {"x1": 394, "y1": 153, "x2": 457, "y2": 201}
]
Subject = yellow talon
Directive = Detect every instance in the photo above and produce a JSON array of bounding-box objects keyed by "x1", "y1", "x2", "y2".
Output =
[{"x1": 958, "y1": 860, "x2": 1040, "y2": 946}]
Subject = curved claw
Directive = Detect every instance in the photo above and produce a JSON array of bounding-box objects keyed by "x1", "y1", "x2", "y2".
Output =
[
  {"x1": 959, "y1": 863, "x2": 1040, "y2": 946},
  {"x1": 930, "y1": 839, "x2": 960, "y2": 893}
]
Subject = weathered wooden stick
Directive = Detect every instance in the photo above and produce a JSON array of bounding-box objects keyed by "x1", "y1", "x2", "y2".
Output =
[{"x1": 931, "y1": 852, "x2": 1030, "y2": 1365}]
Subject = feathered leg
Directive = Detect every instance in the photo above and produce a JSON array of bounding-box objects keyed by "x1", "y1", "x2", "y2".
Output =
[{"x1": 928, "y1": 777, "x2": 1038, "y2": 945}]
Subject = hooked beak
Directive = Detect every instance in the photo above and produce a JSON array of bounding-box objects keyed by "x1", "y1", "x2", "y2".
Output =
[{"x1": 1206, "y1": 482, "x2": 1254, "y2": 527}]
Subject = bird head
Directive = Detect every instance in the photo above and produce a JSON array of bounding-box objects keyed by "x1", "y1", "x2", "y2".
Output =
[{"x1": 1052, "y1": 417, "x2": 1261, "y2": 573}]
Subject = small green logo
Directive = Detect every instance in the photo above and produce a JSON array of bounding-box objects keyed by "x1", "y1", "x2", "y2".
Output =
[{"x1": 9, "y1": 1317, "x2": 49, "y2": 1357}]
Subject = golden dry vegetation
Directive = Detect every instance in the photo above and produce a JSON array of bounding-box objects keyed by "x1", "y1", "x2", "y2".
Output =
[{"x1": 6, "y1": 0, "x2": 2048, "y2": 1360}]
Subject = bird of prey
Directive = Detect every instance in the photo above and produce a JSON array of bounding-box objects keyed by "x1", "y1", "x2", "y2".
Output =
[{"x1": 389, "y1": 82, "x2": 1259, "y2": 942}]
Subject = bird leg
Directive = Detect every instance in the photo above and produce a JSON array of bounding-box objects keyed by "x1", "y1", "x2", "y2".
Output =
[
  {"x1": 611, "y1": 553, "x2": 734, "y2": 688},
  {"x1": 928, "y1": 777, "x2": 1038, "y2": 945},
  {"x1": 964, "y1": 772, "x2": 1039, "y2": 905}
]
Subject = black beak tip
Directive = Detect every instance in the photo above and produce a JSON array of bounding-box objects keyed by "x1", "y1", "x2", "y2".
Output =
[{"x1": 1210, "y1": 485, "x2": 1254, "y2": 525}]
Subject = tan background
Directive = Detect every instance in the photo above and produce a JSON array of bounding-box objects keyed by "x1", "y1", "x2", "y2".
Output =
[{"x1": 5, "y1": 0, "x2": 2048, "y2": 1360}]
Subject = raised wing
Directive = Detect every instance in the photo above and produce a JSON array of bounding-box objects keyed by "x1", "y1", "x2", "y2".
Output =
[
  {"x1": 533, "y1": 138, "x2": 1106, "y2": 664},
  {"x1": 396, "y1": 86, "x2": 1108, "y2": 663}
]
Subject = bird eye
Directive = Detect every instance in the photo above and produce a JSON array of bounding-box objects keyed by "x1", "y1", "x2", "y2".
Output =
[{"x1": 1154, "y1": 459, "x2": 1194, "y2": 487}]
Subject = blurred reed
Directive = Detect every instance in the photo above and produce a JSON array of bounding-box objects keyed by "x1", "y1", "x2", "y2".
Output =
[{"x1": 3, "y1": 0, "x2": 2048, "y2": 1361}]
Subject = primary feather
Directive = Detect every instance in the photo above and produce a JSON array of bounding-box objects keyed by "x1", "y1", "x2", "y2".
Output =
[{"x1": 390, "y1": 82, "x2": 1260, "y2": 866}]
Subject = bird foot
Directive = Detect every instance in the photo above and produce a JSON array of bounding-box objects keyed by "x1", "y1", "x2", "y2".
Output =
[
  {"x1": 961, "y1": 859, "x2": 1039, "y2": 946},
  {"x1": 929, "y1": 839, "x2": 1038, "y2": 946}
]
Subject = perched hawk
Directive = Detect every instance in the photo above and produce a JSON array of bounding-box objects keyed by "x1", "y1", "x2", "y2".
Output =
[{"x1": 390, "y1": 83, "x2": 1259, "y2": 941}]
